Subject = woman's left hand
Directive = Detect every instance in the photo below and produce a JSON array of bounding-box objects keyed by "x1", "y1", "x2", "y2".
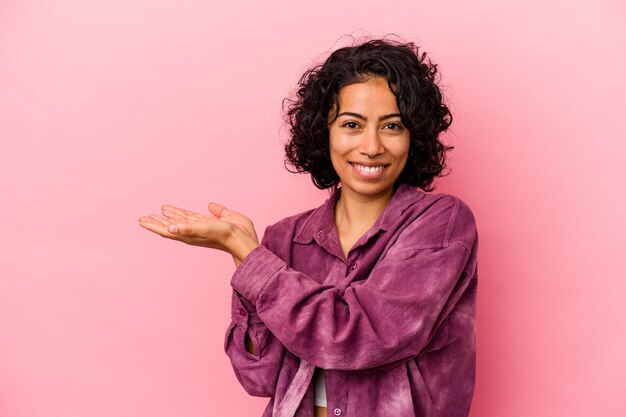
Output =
[{"x1": 138, "y1": 203, "x2": 260, "y2": 265}]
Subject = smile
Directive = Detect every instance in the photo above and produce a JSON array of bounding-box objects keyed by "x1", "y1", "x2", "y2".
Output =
[{"x1": 349, "y1": 162, "x2": 388, "y2": 179}]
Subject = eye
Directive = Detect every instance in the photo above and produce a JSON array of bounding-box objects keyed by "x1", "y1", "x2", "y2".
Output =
[
  {"x1": 384, "y1": 122, "x2": 403, "y2": 130},
  {"x1": 341, "y1": 121, "x2": 360, "y2": 129}
]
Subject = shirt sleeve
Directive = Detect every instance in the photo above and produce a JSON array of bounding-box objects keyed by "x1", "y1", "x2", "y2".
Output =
[
  {"x1": 223, "y1": 234, "x2": 286, "y2": 397},
  {"x1": 230, "y1": 199, "x2": 478, "y2": 371}
]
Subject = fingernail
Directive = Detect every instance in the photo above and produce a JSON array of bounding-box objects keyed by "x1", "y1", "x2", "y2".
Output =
[{"x1": 167, "y1": 224, "x2": 178, "y2": 234}]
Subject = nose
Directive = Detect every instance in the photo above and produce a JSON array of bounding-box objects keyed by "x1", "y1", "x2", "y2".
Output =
[{"x1": 358, "y1": 127, "x2": 384, "y2": 158}]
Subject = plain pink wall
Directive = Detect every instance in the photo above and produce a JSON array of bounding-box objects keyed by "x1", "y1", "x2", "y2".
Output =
[{"x1": 1, "y1": 1, "x2": 625, "y2": 416}]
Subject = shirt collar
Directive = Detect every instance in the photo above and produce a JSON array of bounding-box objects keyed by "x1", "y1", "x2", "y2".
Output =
[{"x1": 293, "y1": 183, "x2": 425, "y2": 245}]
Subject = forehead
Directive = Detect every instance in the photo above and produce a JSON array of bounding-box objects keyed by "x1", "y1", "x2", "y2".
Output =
[{"x1": 335, "y1": 77, "x2": 400, "y2": 113}]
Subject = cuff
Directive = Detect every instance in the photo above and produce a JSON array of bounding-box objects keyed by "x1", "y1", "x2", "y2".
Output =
[
  {"x1": 231, "y1": 291, "x2": 264, "y2": 326},
  {"x1": 230, "y1": 244, "x2": 285, "y2": 305}
]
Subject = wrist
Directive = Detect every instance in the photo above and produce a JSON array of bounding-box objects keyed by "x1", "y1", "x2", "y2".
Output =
[{"x1": 229, "y1": 226, "x2": 259, "y2": 264}]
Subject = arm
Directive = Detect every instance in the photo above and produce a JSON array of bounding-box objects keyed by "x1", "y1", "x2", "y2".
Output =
[
  {"x1": 223, "y1": 231, "x2": 287, "y2": 397},
  {"x1": 138, "y1": 202, "x2": 284, "y2": 395},
  {"x1": 231, "y1": 199, "x2": 478, "y2": 371},
  {"x1": 138, "y1": 202, "x2": 260, "y2": 265},
  {"x1": 224, "y1": 290, "x2": 286, "y2": 397}
]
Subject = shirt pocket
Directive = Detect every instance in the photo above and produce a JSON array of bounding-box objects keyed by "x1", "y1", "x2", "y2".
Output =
[{"x1": 383, "y1": 242, "x2": 447, "y2": 261}]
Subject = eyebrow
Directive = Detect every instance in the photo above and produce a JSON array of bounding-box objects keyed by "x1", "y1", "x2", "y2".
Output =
[{"x1": 336, "y1": 112, "x2": 402, "y2": 122}]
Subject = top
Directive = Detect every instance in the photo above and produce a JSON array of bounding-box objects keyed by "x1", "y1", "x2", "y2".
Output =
[
  {"x1": 312, "y1": 368, "x2": 326, "y2": 407},
  {"x1": 224, "y1": 183, "x2": 479, "y2": 417}
]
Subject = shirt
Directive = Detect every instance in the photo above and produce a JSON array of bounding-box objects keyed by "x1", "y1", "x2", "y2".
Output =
[{"x1": 224, "y1": 183, "x2": 479, "y2": 417}]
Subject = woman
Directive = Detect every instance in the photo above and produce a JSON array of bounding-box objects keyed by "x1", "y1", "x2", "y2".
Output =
[{"x1": 139, "y1": 38, "x2": 479, "y2": 417}]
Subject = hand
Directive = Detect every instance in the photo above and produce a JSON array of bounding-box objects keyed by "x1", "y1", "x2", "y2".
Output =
[
  {"x1": 204, "y1": 202, "x2": 260, "y2": 267},
  {"x1": 206, "y1": 202, "x2": 258, "y2": 243},
  {"x1": 138, "y1": 203, "x2": 260, "y2": 265}
]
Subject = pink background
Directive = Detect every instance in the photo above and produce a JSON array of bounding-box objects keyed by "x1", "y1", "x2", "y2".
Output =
[{"x1": 1, "y1": 1, "x2": 625, "y2": 416}]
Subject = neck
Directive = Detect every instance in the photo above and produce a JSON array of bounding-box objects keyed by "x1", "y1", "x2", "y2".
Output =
[{"x1": 334, "y1": 185, "x2": 396, "y2": 232}]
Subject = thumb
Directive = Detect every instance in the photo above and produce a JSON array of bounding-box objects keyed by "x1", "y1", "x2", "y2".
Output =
[{"x1": 208, "y1": 202, "x2": 227, "y2": 217}]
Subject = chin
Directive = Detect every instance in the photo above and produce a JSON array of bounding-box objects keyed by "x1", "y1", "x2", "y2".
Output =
[{"x1": 341, "y1": 181, "x2": 396, "y2": 197}]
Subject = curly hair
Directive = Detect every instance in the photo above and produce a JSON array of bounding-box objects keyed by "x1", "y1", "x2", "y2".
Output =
[{"x1": 283, "y1": 37, "x2": 453, "y2": 192}]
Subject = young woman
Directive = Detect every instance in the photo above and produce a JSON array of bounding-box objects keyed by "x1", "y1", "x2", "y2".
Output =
[{"x1": 139, "y1": 38, "x2": 479, "y2": 417}]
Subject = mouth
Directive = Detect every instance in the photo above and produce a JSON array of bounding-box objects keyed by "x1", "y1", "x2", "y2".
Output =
[{"x1": 349, "y1": 162, "x2": 389, "y2": 179}]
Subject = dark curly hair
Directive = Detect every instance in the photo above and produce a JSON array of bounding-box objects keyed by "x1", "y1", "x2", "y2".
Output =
[{"x1": 283, "y1": 37, "x2": 453, "y2": 192}]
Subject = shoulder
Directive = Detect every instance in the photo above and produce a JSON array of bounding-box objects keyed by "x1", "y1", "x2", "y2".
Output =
[
  {"x1": 259, "y1": 206, "x2": 318, "y2": 251},
  {"x1": 398, "y1": 191, "x2": 478, "y2": 252},
  {"x1": 261, "y1": 189, "x2": 338, "y2": 247},
  {"x1": 265, "y1": 208, "x2": 316, "y2": 237},
  {"x1": 424, "y1": 192, "x2": 477, "y2": 239}
]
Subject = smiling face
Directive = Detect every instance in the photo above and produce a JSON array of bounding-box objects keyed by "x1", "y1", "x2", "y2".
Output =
[{"x1": 328, "y1": 76, "x2": 411, "y2": 202}]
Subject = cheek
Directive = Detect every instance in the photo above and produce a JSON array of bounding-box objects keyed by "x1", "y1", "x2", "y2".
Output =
[
  {"x1": 328, "y1": 135, "x2": 349, "y2": 159},
  {"x1": 391, "y1": 137, "x2": 411, "y2": 161},
  {"x1": 329, "y1": 153, "x2": 340, "y2": 171},
  {"x1": 327, "y1": 142, "x2": 343, "y2": 172}
]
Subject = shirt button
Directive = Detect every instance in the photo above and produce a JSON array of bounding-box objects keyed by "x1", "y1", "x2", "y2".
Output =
[
  {"x1": 350, "y1": 263, "x2": 357, "y2": 270},
  {"x1": 333, "y1": 408, "x2": 342, "y2": 416},
  {"x1": 239, "y1": 309, "x2": 247, "y2": 317}
]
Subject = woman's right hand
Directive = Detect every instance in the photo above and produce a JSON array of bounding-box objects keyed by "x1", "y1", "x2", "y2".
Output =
[
  {"x1": 205, "y1": 202, "x2": 260, "y2": 267},
  {"x1": 206, "y1": 202, "x2": 259, "y2": 243},
  {"x1": 138, "y1": 202, "x2": 260, "y2": 267}
]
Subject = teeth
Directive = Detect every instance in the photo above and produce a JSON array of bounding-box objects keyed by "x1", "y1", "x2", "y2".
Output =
[{"x1": 352, "y1": 163, "x2": 384, "y2": 173}]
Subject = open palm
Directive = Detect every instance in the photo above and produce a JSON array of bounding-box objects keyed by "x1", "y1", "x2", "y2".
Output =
[{"x1": 138, "y1": 202, "x2": 259, "y2": 261}]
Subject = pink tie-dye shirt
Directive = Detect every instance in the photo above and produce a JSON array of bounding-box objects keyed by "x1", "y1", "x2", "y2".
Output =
[{"x1": 225, "y1": 183, "x2": 479, "y2": 417}]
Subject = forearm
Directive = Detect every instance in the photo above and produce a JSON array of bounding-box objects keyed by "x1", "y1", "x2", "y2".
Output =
[
  {"x1": 225, "y1": 291, "x2": 284, "y2": 396},
  {"x1": 231, "y1": 243, "x2": 475, "y2": 370}
]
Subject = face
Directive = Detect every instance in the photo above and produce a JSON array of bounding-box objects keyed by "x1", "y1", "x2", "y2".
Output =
[{"x1": 328, "y1": 76, "x2": 410, "y2": 201}]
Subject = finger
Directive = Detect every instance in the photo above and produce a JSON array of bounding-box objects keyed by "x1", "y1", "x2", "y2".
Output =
[
  {"x1": 161, "y1": 205, "x2": 188, "y2": 216},
  {"x1": 208, "y1": 202, "x2": 227, "y2": 217},
  {"x1": 161, "y1": 208, "x2": 187, "y2": 221},
  {"x1": 148, "y1": 214, "x2": 172, "y2": 227},
  {"x1": 139, "y1": 214, "x2": 168, "y2": 227},
  {"x1": 140, "y1": 218, "x2": 189, "y2": 241},
  {"x1": 168, "y1": 222, "x2": 194, "y2": 236},
  {"x1": 138, "y1": 216, "x2": 156, "y2": 229},
  {"x1": 151, "y1": 216, "x2": 186, "y2": 235},
  {"x1": 139, "y1": 217, "x2": 173, "y2": 237},
  {"x1": 162, "y1": 205, "x2": 202, "y2": 220},
  {"x1": 162, "y1": 204, "x2": 198, "y2": 216},
  {"x1": 138, "y1": 219, "x2": 162, "y2": 233}
]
